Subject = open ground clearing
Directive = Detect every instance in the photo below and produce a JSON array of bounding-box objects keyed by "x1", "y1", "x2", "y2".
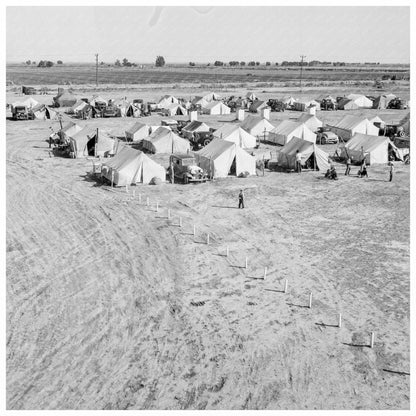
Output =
[{"x1": 6, "y1": 85, "x2": 410, "y2": 410}]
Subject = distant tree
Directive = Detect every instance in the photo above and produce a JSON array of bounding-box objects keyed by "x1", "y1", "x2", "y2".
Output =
[
  {"x1": 255, "y1": 62, "x2": 260, "y2": 66},
  {"x1": 115, "y1": 59, "x2": 121, "y2": 67},
  {"x1": 265, "y1": 61, "x2": 271, "y2": 66},
  {"x1": 32, "y1": 61, "x2": 36, "y2": 65},
  {"x1": 207, "y1": 63, "x2": 210, "y2": 66},
  {"x1": 229, "y1": 61, "x2": 239, "y2": 66},
  {"x1": 100, "y1": 61, "x2": 105, "y2": 65},
  {"x1": 57, "y1": 60, "x2": 63, "y2": 65},
  {"x1": 25, "y1": 60, "x2": 31, "y2": 65},
  {"x1": 275, "y1": 62, "x2": 279, "y2": 66},
  {"x1": 122, "y1": 58, "x2": 132, "y2": 67},
  {"x1": 155, "y1": 56, "x2": 166, "y2": 67},
  {"x1": 38, "y1": 60, "x2": 45, "y2": 67},
  {"x1": 214, "y1": 61, "x2": 224, "y2": 66},
  {"x1": 189, "y1": 62, "x2": 196, "y2": 66},
  {"x1": 248, "y1": 61, "x2": 256, "y2": 66},
  {"x1": 45, "y1": 61, "x2": 54, "y2": 67},
  {"x1": 240, "y1": 61, "x2": 246, "y2": 66}
]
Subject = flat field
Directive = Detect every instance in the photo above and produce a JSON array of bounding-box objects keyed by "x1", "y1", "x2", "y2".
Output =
[
  {"x1": 6, "y1": 84, "x2": 410, "y2": 410},
  {"x1": 6, "y1": 63, "x2": 410, "y2": 87}
]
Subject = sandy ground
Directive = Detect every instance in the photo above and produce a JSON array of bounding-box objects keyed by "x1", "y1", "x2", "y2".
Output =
[{"x1": 6, "y1": 88, "x2": 410, "y2": 410}]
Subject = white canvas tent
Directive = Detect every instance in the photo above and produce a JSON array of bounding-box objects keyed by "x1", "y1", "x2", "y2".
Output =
[
  {"x1": 117, "y1": 101, "x2": 141, "y2": 118},
  {"x1": 202, "y1": 101, "x2": 231, "y2": 115},
  {"x1": 213, "y1": 124, "x2": 257, "y2": 148},
  {"x1": 125, "y1": 122, "x2": 151, "y2": 142},
  {"x1": 281, "y1": 96, "x2": 297, "y2": 107},
  {"x1": 340, "y1": 133, "x2": 393, "y2": 165},
  {"x1": 191, "y1": 96, "x2": 209, "y2": 108},
  {"x1": 277, "y1": 137, "x2": 330, "y2": 171},
  {"x1": 157, "y1": 95, "x2": 179, "y2": 109},
  {"x1": 101, "y1": 147, "x2": 166, "y2": 186},
  {"x1": 90, "y1": 95, "x2": 108, "y2": 107},
  {"x1": 182, "y1": 121, "x2": 210, "y2": 139},
  {"x1": 297, "y1": 113, "x2": 323, "y2": 132},
  {"x1": 240, "y1": 116, "x2": 275, "y2": 138},
  {"x1": 69, "y1": 100, "x2": 89, "y2": 114},
  {"x1": 268, "y1": 120, "x2": 316, "y2": 145},
  {"x1": 31, "y1": 104, "x2": 58, "y2": 120},
  {"x1": 60, "y1": 121, "x2": 83, "y2": 139},
  {"x1": 194, "y1": 139, "x2": 256, "y2": 178},
  {"x1": 202, "y1": 92, "x2": 221, "y2": 102},
  {"x1": 142, "y1": 127, "x2": 190, "y2": 154},
  {"x1": 162, "y1": 103, "x2": 187, "y2": 116},
  {"x1": 346, "y1": 94, "x2": 373, "y2": 108},
  {"x1": 68, "y1": 127, "x2": 115, "y2": 158},
  {"x1": 328, "y1": 115, "x2": 379, "y2": 141}
]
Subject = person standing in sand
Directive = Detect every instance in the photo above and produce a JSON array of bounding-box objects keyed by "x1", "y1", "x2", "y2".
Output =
[
  {"x1": 345, "y1": 155, "x2": 351, "y2": 176},
  {"x1": 238, "y1": 189, "x2": 245, "y2": 209},
  {"x1": 169, "y1": 163, "x2": 174, "y2": 184},
  {"x1": 388, "y1": 161, "x2": 394, "y2": 182},
  {"x1": 295, "y1": 150, "x2": 302, "y2": 174}
]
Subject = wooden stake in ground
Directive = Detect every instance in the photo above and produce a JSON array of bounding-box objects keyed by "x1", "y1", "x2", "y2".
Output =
[
  {"x1": 138, "y1": 194, "x2": 142, "y2": 204},
  {"x1": 132, "y1": 189, "x2": 136, "y2": 197},
  {"x1": 193, "y1": 224, "x2": 196, "y2": 237},
  {"x1": 111, "y1": 171, "x2": 114, "y2": 187},
  {"x1": 125, "y1": 184, "x2": 128, "y2": 193},
  {"x1": 167, "y1": 209, "x2": 171, "y2": 219},
  {"x1": 370, "y1": 332, "x2": 375, "y2": 348},
  {"x1": 284, "y1": 279, "x2": 288, "y2": 293},
  {"x1": 156, "y1": 202, "x2": 159, "y2": 212},
  {"x1": 338, "y1": 313, "x2": 342, "y2": 328},
  {"x1": 207, "y1": 233, "x2": 210, "y2": 245},
  {"x1": 146, "y1": 197, "x2": 149, "y2": 206},
  {"x1": 245, "y1": 257, "x2": 248, "y2": 269},
  {"x1": 226, "y1": 246, "x2": 229, "y2": 257},
  {"x1": 308, "y1": 292, "x2": 313, "y2": 309},
  {"x1": 179, "y1": 217, "x2": 182, "y2": 227},
  {"x1": 263, "y1": 267, "x2": 267, "y2": 279}
]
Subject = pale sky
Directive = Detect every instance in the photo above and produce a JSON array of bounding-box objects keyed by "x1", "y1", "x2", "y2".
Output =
[{"x1": 6, "y1": 6, "x2": 410, "y2": 63}]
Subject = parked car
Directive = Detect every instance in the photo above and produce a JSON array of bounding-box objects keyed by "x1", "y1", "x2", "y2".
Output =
[
  {"x1": 169, "y1": 153, "x2": 208, "y2": 184},
  {"x1": 103, "y1": 106, "x2": 119, "y2": 117},
  {"x1": 317, "y1": 128, "x2": 339, "y2": 144},
  {"x1": 190, "y1": 131, "x2": 215, "y2": 150}
]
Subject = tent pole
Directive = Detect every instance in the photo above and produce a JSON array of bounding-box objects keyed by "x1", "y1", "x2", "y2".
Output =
[{"x1": 95, "y1": 128, "x2": 98, "y2": 158}]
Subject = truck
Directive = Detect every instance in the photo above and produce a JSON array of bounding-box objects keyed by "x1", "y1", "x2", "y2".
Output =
[
  {"x1": 189, "y1": 130, "x2": 215, "y2": 150},
  {"x1": 267, "y1": 99, "x2": 285, "y2": 112},
  {"x1": 169, "y1": 153, "x2": 208, "y2": 184},
  {"x1": 12, "y1": 105, "x2": 31, "y2": 120}
]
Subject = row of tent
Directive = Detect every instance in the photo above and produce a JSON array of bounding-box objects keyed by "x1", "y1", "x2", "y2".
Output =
[
  {"x1": 121, "y1": 111, "x2": 407, "y2": 156},
  {"x1": 101, "y1": 137, "x2": 257, "y2": 186}
]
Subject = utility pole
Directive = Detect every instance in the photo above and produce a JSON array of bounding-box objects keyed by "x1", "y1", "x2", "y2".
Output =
[
  {"x1": 300, "y1": 55, "x2": 306, "y2": 92},
  {"x1": 95, "y1": 53, "x2": 99, "y2": 87}
]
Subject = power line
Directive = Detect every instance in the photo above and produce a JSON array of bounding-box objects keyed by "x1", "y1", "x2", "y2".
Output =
[
  {"x1": 95, "y1": 53, "x2": 99, "y2": 86},
  {"x1": 300, "y1": 55, "x2": 306, "y2": 92}
]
